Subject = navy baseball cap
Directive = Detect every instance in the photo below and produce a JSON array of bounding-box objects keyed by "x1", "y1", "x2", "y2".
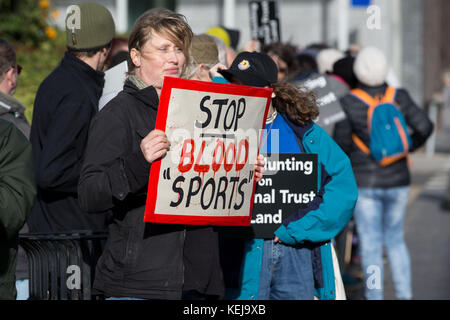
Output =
[{"x1": 218, "y1": 51, "x2": 278, "y2": 87}]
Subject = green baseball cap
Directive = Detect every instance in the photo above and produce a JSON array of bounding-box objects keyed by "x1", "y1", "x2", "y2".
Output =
[{"x1": 65, "y1": 2, "x2": 115, "y2": 50}]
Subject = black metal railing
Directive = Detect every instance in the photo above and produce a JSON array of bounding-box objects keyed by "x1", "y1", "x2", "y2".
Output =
[{"x1": 19, "y1": 231, "x2": 107, "y2": 300}]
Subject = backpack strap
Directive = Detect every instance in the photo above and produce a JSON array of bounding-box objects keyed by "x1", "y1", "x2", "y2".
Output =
[
  {"x1": 351, "y1": 86, "x2": 397, "y2": 105},
  {"x1": 350, "y1": 89, "x2": 374, "y2": 151},
  {"x1": 350, "y1": 88, "x2": 377, "y2": 107},
  {"x1": 351, "y1": 89, "x2": 377, "y2": 131},
  {"x1": 381, "y1": 86, "x2": 396, "y2": 104},
  {"x1": 351, "y1": 133, "x2": 370, "y2": 155},
  {"x1": 379, "y1": 153, "x2": 408, "y2": 166}
]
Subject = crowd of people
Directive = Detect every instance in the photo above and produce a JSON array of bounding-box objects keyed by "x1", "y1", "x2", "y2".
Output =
[{"x1": 0, "y1": 2, "x2": 434, "y2": 301}]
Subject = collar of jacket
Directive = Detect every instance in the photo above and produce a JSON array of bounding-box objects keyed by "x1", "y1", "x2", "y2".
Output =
[
  {"x1": 356, "y1": 82, "x2": 388, "y2": 97},
  {"x1": 123, "y1": 80, "x2": 159, "y2": 111},
  {"x1": 292, "y1": 69, "x2": 320, "y2": 82},
  {"x1": 0, "y1": 90, "x2": 26, "y2": 116},
  {"x1": 61, "y1": 51, "x2": 105, "y2": 95},
  {"x1": 280, "y1": 112, "x2": 314, "y2": 142}
]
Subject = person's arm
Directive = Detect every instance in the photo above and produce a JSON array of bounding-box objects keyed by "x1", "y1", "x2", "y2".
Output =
[
  {"x1": 78, "y1": 108, "x2": 169, "y2": 213},
  {"x1": 396, "y1": 89, "x2": 434, "y2": 152},
  {"x1": 332, "y1": 118, "x2": 353, "y2": 155},
  {"x1": 332, "y1": 96, "x2": 354, "y2": 155},
  {"x1": 274, "y1": 131, "x2": 358, "y2": 244},
  {"x1": 209, "y1": 63, "x2": 228, "y2": 83},
  {"x1": 34, "y1": 94, "x2": 93, "y2": 194},
  {"x1": 0, "y1": 122, "x2": 36, "y2": 239}
]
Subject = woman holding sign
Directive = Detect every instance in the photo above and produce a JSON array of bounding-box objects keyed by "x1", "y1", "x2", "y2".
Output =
[
  {"x1": 213, "y1": 52, "x2": 358, "y2": 300},
  {"x1": 78, "y1": 9, "x2": 264, "y2": 300}
]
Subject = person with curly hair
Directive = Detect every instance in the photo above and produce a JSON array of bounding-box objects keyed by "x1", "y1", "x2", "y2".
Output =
[{"x1": 212, "y1": 51, "x2": 358, "y2": 300}]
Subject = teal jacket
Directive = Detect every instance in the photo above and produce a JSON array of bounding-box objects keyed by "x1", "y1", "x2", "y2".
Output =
[{"x1": 235, "y1": 113, "x2": 358, "y2": 300}]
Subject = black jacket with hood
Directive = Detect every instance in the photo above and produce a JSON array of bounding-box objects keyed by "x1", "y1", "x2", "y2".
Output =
[
  {"x1": 333, "y1": 83, "x2": 433, "y2": 188},
  {"x1": 78, "y1": 80, "x2": 224, "y2": 300}
]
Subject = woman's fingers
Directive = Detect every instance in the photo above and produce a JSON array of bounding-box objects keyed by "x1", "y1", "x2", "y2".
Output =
[
  {"x1": 253, "y1": 154, "x2": 265, "y2": 182},
  {"x1": 140, "y1": 130, "x2": 171, "y2": 163}
]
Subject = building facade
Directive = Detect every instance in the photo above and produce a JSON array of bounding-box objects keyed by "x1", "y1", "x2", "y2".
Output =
[{"x1": 52, "y1": 0, "x2": 449, "y2": 107}]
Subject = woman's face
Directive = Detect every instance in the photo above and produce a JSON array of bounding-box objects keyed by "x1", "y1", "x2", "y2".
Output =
[{"x1": 131, "y1": 31, "x2": 185, "y2": 95}]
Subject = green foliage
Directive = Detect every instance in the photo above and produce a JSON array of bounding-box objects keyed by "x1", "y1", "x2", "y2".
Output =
[{"x1": 0, "y1": 0, "x2": 57, "y2": 47}]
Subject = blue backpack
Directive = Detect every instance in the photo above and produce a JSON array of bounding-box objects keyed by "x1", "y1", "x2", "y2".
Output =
[{"x1": 351, "y1": 87, "x2": 412, "y2": 166}]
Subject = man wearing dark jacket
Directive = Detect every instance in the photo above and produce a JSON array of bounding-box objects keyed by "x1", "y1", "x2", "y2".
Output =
[
  {"x1": 0, "y1": 38, "x2": 33, "y2": 300},
  {"x1": 0, "y1": 119, "x2": 36, "y2": 299},
  {"x1": 333, "y1": 47, "x2": 433, "y2": 300},
  {"x1": 29, "y1": 2, "x2": 115, "y2": 232}
]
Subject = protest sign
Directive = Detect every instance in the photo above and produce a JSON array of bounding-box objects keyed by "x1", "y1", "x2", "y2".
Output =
[
  {"x1": 218, "y1": 153, "x2": 318, "y2": 238},
  {"x1": 99, "y1": 60, "x2": 127, "y2": 110},
  {"x1": 250, "y1": 153, "x2": 318, "y2": 238},
  {"x1": 144, "y1": 77, "x2": 272, "y2": 226},
  {"x1": 295, "y1": 73, "x2": 346, "y2": 135},
  {"x1": 249, "y1": 0, "x2": 281, "y2": 45}
]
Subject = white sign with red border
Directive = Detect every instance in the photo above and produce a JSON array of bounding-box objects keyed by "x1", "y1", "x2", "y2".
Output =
[{"x1": 144, "y1": 77, "x2": 272, "y2": 226}]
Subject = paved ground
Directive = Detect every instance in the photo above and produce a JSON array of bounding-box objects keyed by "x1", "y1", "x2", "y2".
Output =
[{"x1": 345, "y1": 124, "x2": 450, "y2": 300}]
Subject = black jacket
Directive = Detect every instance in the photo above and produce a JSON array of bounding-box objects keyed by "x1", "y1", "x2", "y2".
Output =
[
  {"x1": 0, "y1": 91, "x2": 32, "y2": 281},
  {"x1": 78, "y1": 80, "x2": 224, "y2": 299},
  {"x1": 333, "y1": 83, "x2": 433, "y2": 188},
  {"x1": 0, "y1": 120, "x2": 35, "y2": 299},
  {"x1": 29, "y1": 52, "x2": 110, "y2": 232}
]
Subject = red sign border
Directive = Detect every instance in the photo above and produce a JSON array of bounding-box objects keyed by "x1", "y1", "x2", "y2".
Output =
[{"x1": 143, "y1": 76, "x2": 272, "y2": 226}]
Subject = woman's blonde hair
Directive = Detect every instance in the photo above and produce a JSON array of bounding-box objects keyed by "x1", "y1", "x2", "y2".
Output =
[{"x1": 127, "y1": 8, "x2": 193, "y2": 73}]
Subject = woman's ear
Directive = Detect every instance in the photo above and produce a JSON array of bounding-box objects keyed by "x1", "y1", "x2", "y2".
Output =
[
  {"x1": 130, "y1": 48, "x2": 141, "y2": 67},
  {"x1": 3, "y1": 67, "x2": 17, "y2": 95},
  {"x1": 271, "y1": 91, "x2": 276, "y2": 98}
]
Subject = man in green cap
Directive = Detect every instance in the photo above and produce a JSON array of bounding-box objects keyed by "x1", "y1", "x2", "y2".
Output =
[{"x1": 29, "y1": 2, "x2": 115, "y2": 233}]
